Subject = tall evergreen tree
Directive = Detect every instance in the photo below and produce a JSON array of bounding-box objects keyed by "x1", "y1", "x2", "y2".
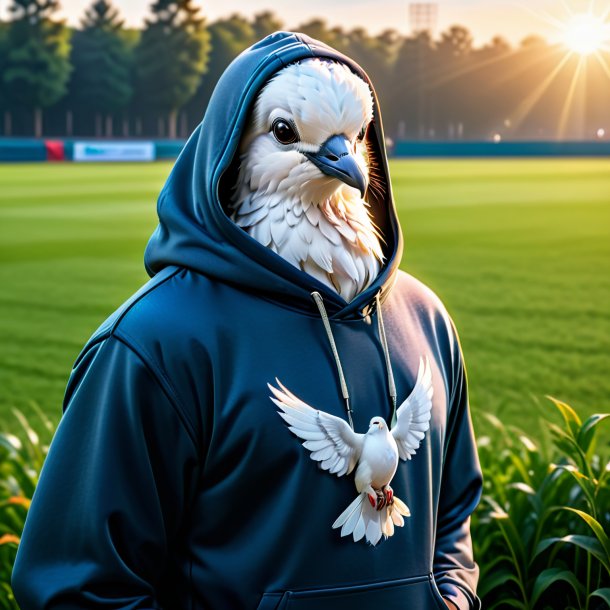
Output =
[
  {"x1": 296, "y1": 19, "x2": 343, "y2": 50},
  {"x1": 183, "y1": 14, "x2": 254, "y2": 129},
  {"x1": 135, "y1": 0, "x2": 209, "y2": 138},
  {"x1": 0, "y1": 21, "x2": 8, "y2": 136},
  {"x1": 370, "y1": 29, "x2": 401, "y2": 135},
  {"x1": 432, "y1": 25, "x2": 474, "y2": 138},
  {"x1": 341, "y1": 28, "x2": 397, "y2": 114},
  {"x1": 251, "y1": 11, "x2": 283, "y2": 41},
  {"x1": 69, "y1": 0, "x2": 132, "y2": 137},
  {"x1": 3, "y1": 0, "x2": 71, "y2": 137},
  {"x1": 392, "y1": 31, "x2": 435, "y2": 139},
  {"x1": 0, "y1": 22, "x2": 7, "y2": 107}
]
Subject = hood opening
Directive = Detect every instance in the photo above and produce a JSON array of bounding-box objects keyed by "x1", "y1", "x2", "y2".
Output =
[
  {"x1": 361, "y1": 119, "x2": 395, "y2": 262},
  {"x1": 217, "y1": 58, "x2": 396, "y2": 266},
  {"x1": 144, "y1": 31, "x2": 403, "y2": 321}
]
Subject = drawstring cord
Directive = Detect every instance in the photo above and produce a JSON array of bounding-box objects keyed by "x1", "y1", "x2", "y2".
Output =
[
  {"x1": 310, "y1": 291, "x2": 397, "y2": 430},
  {"x1": 311, "y1": 291, "x2": 354, "y2": 429},
  {"x1": 375, "y1": 293, "x2": 398, "y2": 427}
]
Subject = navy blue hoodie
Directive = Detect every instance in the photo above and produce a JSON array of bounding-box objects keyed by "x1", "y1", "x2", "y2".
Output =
[{"x1": 12, "y1": 32, "x2": 483, "y2": 610}]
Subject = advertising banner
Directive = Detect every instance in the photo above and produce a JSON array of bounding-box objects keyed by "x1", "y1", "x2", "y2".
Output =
[{"x1": 73, "y1": 141, "x2": 156, "y2": 162}]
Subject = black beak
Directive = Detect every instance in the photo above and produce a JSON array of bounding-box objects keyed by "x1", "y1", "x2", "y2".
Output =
[{"x1": 305, "y1": 134, "x2": 367, "y2": 197}]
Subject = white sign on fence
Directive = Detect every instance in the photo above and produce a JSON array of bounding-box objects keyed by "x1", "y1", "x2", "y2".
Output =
[{"x1": 73, "y1": 141, "x2": 156, "y2": 162}]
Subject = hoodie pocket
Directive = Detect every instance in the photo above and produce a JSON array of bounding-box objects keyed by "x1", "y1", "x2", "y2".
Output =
[
  {"x1": 429, "y1": 574, "x2": 449, "y2": 609},
  {"x1": 257, "y1": 573, "x2": 447, "y2": 610}
]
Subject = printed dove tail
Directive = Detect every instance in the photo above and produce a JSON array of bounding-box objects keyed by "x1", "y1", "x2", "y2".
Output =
[{"x1": 332, "y1": 493, "x2": 411, "y2": 546}]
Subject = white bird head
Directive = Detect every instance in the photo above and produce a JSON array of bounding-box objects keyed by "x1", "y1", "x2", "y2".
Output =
[
  {"x1": 228, "y1": 57, "x2": 385, "y2": 302},
  {"x1": 235, "y1": 58, "x2": 374, "y2": 204},
  {"x1": 368, "y1": 416, "x2": 387, "y2": 434}
]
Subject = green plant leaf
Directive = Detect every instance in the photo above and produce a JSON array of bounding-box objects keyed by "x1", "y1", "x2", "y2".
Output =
[
  {"x1": 11, "y1": 408, "x2": 39, "y2": 448},
  {"x1": 530, "y1": 567, "x2": 583, "y2": 607},
  {"x1": 481, "y1": 412, "x2": 506, "y2": 434},
  {"x1": 550, "y1": 463, "x2": 597, "y2": 514},
  {"x1": 562, "y1": 507, "x2": 610, "y2": 561},
  {"x1": 483, "y1": 495, "x2": 508, "y2": 517},
  {"x1": 479, "y1": 553, "x2": 513, "y2": 579},
  {"x1": 477, "y1": 435, "x2": 491, "y2": 449},
  {"x1": 487, "y1": 599, "x2": 525, "y2": 610},
  {"x1": 508, "y1": 482, "x2": 536, "y2": 496},
  {"x1": 491, "y1": 517, "x2": 529, "y2": 597},
  {"x1": 598, "y1": 461, "x2": 610, "y2": 490},
  {"x1": 535, "y1": 535, "x2": 610, "y2": 574},
  {"x1": 27, "y1": 401, "x2": 56, "y2": 435},
  {"x1": 0, "y1": 434, "x2": 22, "y2": 453},
  {"x1": 518, "y1": 434, "x2": 538, "y2": 454},
  {"x1": 547, "y1": 396, "x2": 581, "y2": 437},
  {"x1": 479, "y1": 569, "x2": 523, "y2": 599},
  {"x1": 11, "y1": 407, "x2": 44, "y2": 467},
  {"x1": 548, "y1": 424, "x2": 591, "y2": 475},
  {"x1": 577, "y1": 413, "x2": 610, "y2": 454},
  {"x1": 590, "y1": 588, "x2": 610, "y2": 608},
  {"x1": 508, "y1": 452, "x2": 533, "y2": 485},
  {"x1": 0, "y1": 534, "x2": 20, "y2": 546},
  {"x1": 548, "y1": 423, "x2": 578, "y2": 451}
]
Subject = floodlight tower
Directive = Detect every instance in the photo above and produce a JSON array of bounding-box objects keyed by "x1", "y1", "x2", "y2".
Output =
[
  {"x1": 409, "y1": 2, "x2": 438, "y2": 139},
  {"x1": 409, "y1": 2, "x2": 438, "y2": 34}
]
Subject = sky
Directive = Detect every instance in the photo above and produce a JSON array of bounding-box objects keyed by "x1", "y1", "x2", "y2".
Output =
[{"x1": 2, "y1": 0, "x2": 605, "y2": 46}]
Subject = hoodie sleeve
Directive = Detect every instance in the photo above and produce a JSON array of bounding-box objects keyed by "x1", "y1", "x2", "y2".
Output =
[
  {"x1": 11, "y1": 335, "x2": 200, "y2": 610},
  {"x1": 433, "y1": 321, "x2": 483, "y2": 610}
]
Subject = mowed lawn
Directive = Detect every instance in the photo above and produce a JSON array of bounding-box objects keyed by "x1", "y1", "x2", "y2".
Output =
[{"x1": 0, "y1": 159, "x2": 609, "y2": 438}]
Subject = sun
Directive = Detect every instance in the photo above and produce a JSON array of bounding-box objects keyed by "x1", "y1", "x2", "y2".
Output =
[{"x1": 563, "y1": 13, "x2": 609, "y2": 55}]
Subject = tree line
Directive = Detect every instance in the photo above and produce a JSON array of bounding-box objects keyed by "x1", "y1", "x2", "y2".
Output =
[{"x1": 0, "y1": 0, "x2": 608, "y2": 141}]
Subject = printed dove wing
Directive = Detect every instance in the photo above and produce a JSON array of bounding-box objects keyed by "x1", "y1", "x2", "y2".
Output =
[
  {"x1": 269, "y1": 379, "x2": 364, "y2": 477},
  {"x1": 391, "y1": 356, "x2": 434, "y2": 461}
]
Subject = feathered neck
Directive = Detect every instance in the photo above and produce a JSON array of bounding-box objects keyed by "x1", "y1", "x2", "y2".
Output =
[{"x1": 229, "y1": 167, "x2": 384, "y2": 302}]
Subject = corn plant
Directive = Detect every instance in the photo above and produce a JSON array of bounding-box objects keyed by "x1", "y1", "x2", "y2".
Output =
[
  {"x1": 0, "y1": 403, "x2": 54, "y2": 610},
  {"x1": 473, "y1": 397, "x2": 610, "y2": 610}
]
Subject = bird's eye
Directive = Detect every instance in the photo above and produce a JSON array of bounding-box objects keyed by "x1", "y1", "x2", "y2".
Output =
[
  {"x1": 357, "y1": 124, "x2": 368, "y2": 142},
  {"x1": 272, "y1": 118, "x2": 299, "y2": 145}
]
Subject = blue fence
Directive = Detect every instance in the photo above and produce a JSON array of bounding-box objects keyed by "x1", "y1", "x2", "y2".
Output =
[
  {"x1": 393, "y1": 140, "x2": 610, "y2": 157},
  {"x1": 155, "y1": 140, "x2": 186, "y2": 159},
  {"x1": 0, "y1": 138, "x2": 47, "y2": 162},
  {"x1": 0, "y1": 139, "x2": 187, "y2": 162},
  {"x1": 1, "y1": 138, "x2": 609, "y2": 162}
]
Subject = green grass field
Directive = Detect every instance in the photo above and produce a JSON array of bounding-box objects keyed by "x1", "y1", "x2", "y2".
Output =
[{"x1": 1, "y1": 159, "x2": 609, "y2": 436}]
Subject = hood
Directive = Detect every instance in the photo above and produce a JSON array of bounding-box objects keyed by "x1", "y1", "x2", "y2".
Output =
[{"x1": 144, "y1": 31, "x2": 403, "y2": 320}]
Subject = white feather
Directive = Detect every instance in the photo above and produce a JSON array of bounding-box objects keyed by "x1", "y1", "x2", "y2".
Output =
[
  {"x1": 268, "y1": 380, "x2": 364, "y2": 478},
  {"x1": 391, "y1": 357, "x2": 435, "y2": 461},
  {"x1": 229, "y1": 58, "x2": 384, "y2": 302}
]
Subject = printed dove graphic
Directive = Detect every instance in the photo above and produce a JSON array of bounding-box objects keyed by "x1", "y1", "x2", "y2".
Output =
[{"x1": 268, "y1": 356, "x2": 434, "y2": 546}]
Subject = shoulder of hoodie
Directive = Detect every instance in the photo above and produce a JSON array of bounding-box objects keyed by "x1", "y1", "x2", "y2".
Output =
[
  {"x1": 71, "y1": 265, "x2": 465, "y2": 390},
  {"x1": 73, "y1": 265, "x2": 226, "y2": 367},
  {"x1": 72, "y1": 265, "x2": 231, "y2": 375},
  {"x1": 391, "y1": 268, "x2": 465, "y2": 377},
  {"x1": 69, "y1": 266, "x2": 220, "y2": 439},
  {"x1": 392, "y1": 268, "x2": 455, "y2": 325},
  {"x1": 74, "y1": 265, "x2": 462, "y2": 366}
]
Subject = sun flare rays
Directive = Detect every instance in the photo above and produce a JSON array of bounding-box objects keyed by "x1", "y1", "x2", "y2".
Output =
[
  {"x1": 562, "y1": 13, "x2": 610, "y2": 55},
  {"x1": 508, "y1": 1, "x2": 610, "y2": 138}
]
